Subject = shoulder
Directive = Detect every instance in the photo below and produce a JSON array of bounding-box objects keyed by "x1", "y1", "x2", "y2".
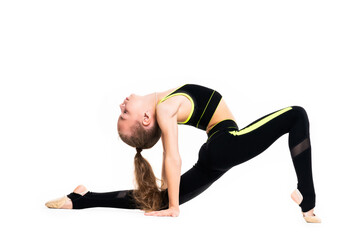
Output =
[
  {"x1": 156, "y1": 98, "x2": 180, "y2": 120},
  {"x1": 156, "y1": 102, "x2": 178, "y2": 133}
]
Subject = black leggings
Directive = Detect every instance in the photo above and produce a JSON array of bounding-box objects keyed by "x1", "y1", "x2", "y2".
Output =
[{"x1": 68, "y1": 106, "x2": 316, "y2": 212}]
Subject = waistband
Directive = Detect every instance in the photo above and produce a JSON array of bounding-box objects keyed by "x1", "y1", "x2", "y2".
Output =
[{"x1": 207, "y1": 119, "x2": 239, "y2": 139}]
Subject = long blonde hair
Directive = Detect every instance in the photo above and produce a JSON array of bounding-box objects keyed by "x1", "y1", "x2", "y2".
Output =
[{"x1": 119, "y1": 121, "x2": 165, "y2": 211}]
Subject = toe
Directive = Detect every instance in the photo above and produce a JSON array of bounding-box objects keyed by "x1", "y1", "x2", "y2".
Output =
[{"x1": 45, "y1": 196, "x2": 67, "y2": 209}]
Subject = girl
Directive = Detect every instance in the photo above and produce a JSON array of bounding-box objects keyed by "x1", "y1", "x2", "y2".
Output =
[{"x1": 45, "y1": 84, "x2": 321, "y2": 223}]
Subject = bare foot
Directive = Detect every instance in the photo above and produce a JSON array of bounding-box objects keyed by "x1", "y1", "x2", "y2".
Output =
[{"x1": 45, "y1": 185, "x2": 88, "y2": 209}]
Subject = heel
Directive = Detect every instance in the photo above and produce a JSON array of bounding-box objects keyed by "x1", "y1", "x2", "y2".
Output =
[
  {"x1": 291, "y1": 189, "x2": 303, "y2": 205},
  {"x1": 291, "y1": 189, "x2": 321, "y2": 223}
]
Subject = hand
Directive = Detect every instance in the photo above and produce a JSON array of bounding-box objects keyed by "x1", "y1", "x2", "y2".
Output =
[{"x1": 144, "y1": 206, "x2": 180, "y2": 217}]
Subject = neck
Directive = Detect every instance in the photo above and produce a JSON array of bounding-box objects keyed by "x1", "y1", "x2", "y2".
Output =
[
  {"x1": 154, "y1": 92, "x2": 157, "y2": 115},
  {"x1": 144, "y1": 92, "x2": 158, "y2": 116}
]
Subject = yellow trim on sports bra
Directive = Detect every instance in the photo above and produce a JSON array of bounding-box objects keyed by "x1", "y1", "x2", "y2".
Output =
[
  {"x1": 158, "y1": 85, "x2": 184, "y2": 105},
  {"x1": 229, "y1": 107, "x2": 293, "y2": 136},
  {"x1": 158, "y1": 86, "x2": 195, "y2": 124},
  {"x1": 205, "y1": 96, "x2": 222, "y2": 129},
  {"x1": 196, "y1": 90, "x2": 215, "y2": 128}
]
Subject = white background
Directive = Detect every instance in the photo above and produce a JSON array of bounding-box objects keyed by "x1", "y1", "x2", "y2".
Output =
[{"x1": 1, "y1": 0, "x2": 359, "y2": 239}]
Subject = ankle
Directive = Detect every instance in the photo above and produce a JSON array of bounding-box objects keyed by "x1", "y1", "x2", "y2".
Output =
[{"x1": 303, "y1": 208, "x2": 315, "y2": 217}]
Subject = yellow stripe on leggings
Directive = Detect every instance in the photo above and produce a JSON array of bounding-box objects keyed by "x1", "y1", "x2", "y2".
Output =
[{"x1": 229, "y1": 107, "x2": 292, "y2": 136}]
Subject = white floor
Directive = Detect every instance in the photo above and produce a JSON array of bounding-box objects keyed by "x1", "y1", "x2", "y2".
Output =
[{"x1": 1, "y1": 1, "x2": 359, "y2": 239}]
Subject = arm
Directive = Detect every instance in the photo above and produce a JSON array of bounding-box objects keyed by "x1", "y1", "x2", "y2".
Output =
[
  {"x1": 145, "y1": 103, "x2": 181, "y2": 217},
  {"x1": 162, "y1": 128, "x2": 181, "y2": 209},
  {"x1": 161, "y1": 150, "x2": 168, "y2": 190}
]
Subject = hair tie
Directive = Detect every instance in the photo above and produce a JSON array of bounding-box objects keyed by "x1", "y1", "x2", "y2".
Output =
[{"x1": 136, "y1": 148, "x2": 142, "y2": 154}]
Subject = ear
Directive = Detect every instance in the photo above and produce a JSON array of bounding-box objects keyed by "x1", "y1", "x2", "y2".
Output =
[{"x1": 142, "y1": 110, "x2": 151, "y2": 127}]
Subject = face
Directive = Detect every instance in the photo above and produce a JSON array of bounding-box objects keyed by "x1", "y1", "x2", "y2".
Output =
[{"x1": 117, "y1": 94, "x2": 144, "y2": 137}]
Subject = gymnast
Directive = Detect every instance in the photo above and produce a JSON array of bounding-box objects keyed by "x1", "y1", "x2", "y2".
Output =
[{"x1": 45, "y1": 84, "x2": 321, "y2": 223}]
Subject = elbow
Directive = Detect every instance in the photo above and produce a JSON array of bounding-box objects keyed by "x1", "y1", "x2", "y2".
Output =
[
  {"x1": 172, "y1": 157, "x2": 182, "y2": 167},
  {"x1": 165, "y1": 155, "x2": 182, "y2": 167}
]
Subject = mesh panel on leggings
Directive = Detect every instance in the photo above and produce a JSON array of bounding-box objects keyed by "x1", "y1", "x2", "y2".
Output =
[{"x1": 291, "y1": 138, "x2": 310, "y2": 158}]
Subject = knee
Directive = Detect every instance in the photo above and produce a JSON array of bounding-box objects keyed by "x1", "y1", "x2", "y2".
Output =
[{"x1": 291, "y1": 106, "x2": 309, "y2": 122}]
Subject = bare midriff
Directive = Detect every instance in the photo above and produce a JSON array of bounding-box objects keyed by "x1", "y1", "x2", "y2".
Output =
[{"x1": 205, "y1": 98, "x2": 236, "y2": 133}]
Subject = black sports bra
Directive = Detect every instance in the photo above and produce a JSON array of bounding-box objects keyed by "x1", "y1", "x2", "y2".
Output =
[{"x1": 158, "y1": 84, "x2": 222, "y2": 131}]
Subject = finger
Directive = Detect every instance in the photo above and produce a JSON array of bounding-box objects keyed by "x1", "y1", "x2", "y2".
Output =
[
  {"x1": 144, "y1": 211, "x2": 160, "y2": 216},
  {"x1": 157, "y1": 211, "x2": 173, "y2": 217},
  {"x1": 146, "y1": 211, "x2": 169, "y2": 217},
  {"x1": 155, "y1": 211, "x2": 166, "y2": 216}
]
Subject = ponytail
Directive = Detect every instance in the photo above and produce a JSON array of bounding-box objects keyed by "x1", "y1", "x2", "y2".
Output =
[
  {"x1": 133, "y1": 148, "x2": 164, "y2": 211},
  {"x1": 118, "y1": 120, "x2": 163, "y2": 211}
]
